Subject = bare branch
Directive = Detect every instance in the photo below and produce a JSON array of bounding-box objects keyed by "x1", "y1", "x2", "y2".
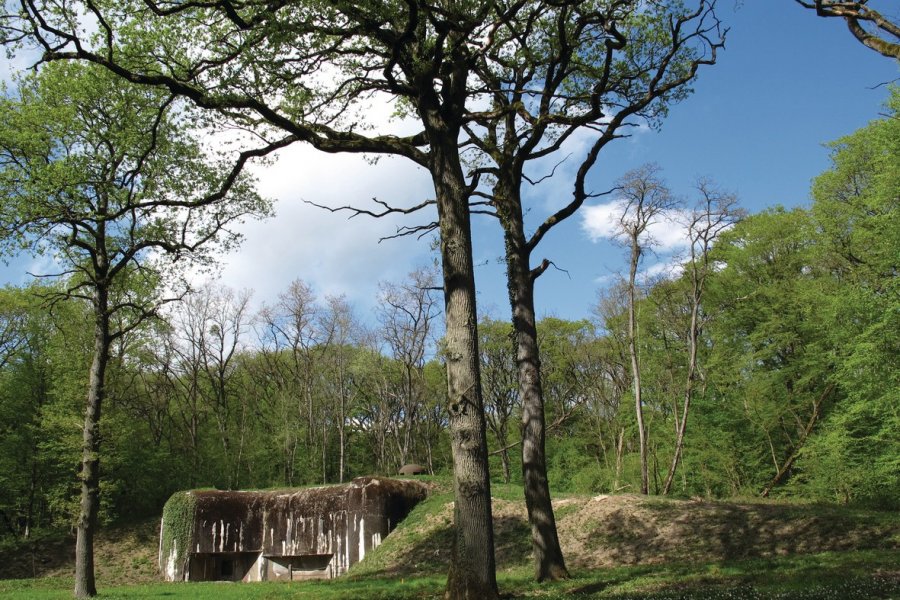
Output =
[
  {"x1": 794, "y1": 0, "x2": 900, "y2": 59},
  {"x1": 304, "y1": 196, "x2": 436, "y2": 220}
]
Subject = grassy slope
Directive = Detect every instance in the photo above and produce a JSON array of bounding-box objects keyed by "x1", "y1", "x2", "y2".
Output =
[{"x1": 1, "y1": 482, "x2": 898, "y2": 599}]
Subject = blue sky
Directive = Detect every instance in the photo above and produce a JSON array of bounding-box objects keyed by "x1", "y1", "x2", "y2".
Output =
[
  {"x1": 1, "y1": 1, "x2": 897, "y2": 328},
  {"x1": 472, "y1": 0, "x2": 899, "y2": 322}
]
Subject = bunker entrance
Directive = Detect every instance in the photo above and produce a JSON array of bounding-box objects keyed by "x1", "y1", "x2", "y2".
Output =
[
  {"x1": 265, "y1": 553, "x2": 334, "y2": 581},
  {"x1": 188, "y1": 552, "x2": 260, "y2": 582}
]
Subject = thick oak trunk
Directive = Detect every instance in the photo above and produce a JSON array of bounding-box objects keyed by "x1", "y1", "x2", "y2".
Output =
[
  {"x1": 74, "y1": 288, "x2": 110, "y2": 598},
  {"x1": 429, "y1": 136, "x2": 498, "y2": 600}
]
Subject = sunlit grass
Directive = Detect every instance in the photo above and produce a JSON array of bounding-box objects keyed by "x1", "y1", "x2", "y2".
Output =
[{"x1": 2, "y1": 550, "x2": 897, "y2": 599}]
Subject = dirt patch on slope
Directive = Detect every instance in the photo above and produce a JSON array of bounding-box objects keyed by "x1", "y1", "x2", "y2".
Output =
[
  {"x1": 353, "y1": 493, "x2": 899, "y2": 577},
  {"x1": 555, "y1": 494, "x2": 897, "y2": 569}
]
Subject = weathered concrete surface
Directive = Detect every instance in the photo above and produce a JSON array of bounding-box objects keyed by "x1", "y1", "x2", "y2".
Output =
[
  {"x1": 399, "y1": 464, "x2": 428, "y2": 476},
  {"x1": 159, "y1": 476, "x2": 427, "y2": 582}
]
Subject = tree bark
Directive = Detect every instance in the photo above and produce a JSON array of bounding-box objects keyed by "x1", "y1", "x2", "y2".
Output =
[
  {"x1": 503, "y1": 218, "x2": 569, "y2": 581},
  {"x1": 25, "y1": 455, "x2": 37, "y2": 539},
  {"x1": 499, "y1": 437, "x2": 511, "y2": 485},
  {"x1": 428, "y1": 126, "x2": 498, "y2": 600},
  {"x1": 339, "y1": 372, "x2": 346, "y2": 483},
  {"x1": 614, "y1": 427, "x2": 625, "y2": 491},
  {"x1": 75, "y1": 286, "x2": 110, "y2": 598}
]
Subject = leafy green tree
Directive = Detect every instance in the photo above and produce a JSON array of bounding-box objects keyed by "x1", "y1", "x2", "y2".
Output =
[
  {"x1": 609, "y1": 165, "x2": 679, "y2": 494},
  {"x1": 318, "y1": 294, "x2": 362, "y2": 483},
  {"x1": 704, "y1": 207, "x2": 837, "y2": 497},
  {"x1": 0, "y1": 285, "x2": 53, "y2": 538},
  {"x1": 791, "y1": 88, "x2": 900, "y2": 507},
  {"x1": 376, "y1": 267, "x2": 441, "y2": 470},
  {"x1": 661, "y1": 182, "x2": 743, "y2": 494},
  {"x1": 479, "y1": 317, "x2": 519, "y2": 484},
  {"x1": 0, "y1": 62, "x2": 272, "y2": 597}
]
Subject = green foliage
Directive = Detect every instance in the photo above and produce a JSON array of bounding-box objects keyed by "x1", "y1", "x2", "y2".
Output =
[
  {"x1": 785, "y1": 88, "x2": 900, "y2": 509},
  {"x1": 0, "y1": 284, "x2": 91, "y2": 534},
  {"x1": 0, "y1": 60, "x2": 269, "y2": 285},
  {"x1": 547, "y1": 435, "x2": 607, "y2": 494},
  {"x1": 693, "y1": 91, "x2": 899, "y2": 507},
  {"x1": 158, "y1": 492, "x2": 197, "y2": 576}
]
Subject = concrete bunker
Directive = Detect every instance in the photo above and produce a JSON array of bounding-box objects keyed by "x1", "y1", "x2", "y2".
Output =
[
  {"x1": 159, "y1": 476, "x2": 427, "y2": 582},
  {"x1": 398, "y1": 463, "x2": 428, "y2": 476}
]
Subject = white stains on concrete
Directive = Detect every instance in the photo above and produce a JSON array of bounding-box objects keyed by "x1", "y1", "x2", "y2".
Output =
[
  {"x1": 358, "y1": 515, "x2": 366, "y2": 562},
  {"x1": 218, "y1": 520, "x2": 227, "y2": 552},
  {"x1": 164, "y1": 541, "x2": 177, "y2": 581}
]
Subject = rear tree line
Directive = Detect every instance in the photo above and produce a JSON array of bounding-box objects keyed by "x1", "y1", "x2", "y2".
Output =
[{"x1": 0, "y1": 271, "x2": 450, "y2": 536}]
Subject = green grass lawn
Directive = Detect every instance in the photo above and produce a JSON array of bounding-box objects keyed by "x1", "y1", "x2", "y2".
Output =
[{"x1": 2, "y1": 549, "x2": 898, "y2": 599}]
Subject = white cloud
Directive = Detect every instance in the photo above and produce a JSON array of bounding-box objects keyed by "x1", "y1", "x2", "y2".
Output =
[
  {"x1": 581, "y1": 199, "x2": 627, "y2": 242},
  {"x1": 196, "y1": 143, "x2": 436, "y2": 317},
  {"x1": 580, "y1": 199, "x2": 692, "y2": 253},
  {"x1": 639, "y1": 260, "x2": 684, "y2": 283}
]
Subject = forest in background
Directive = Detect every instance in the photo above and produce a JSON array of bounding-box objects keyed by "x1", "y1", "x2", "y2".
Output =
[{"x1": 0, "y1": 88, "x2": 896, "y2": 541}]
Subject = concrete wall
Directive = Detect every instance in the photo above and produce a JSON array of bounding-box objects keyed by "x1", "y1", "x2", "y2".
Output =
[{"x1": 160, "y1": 476, "x2": 427, "y2": 582}]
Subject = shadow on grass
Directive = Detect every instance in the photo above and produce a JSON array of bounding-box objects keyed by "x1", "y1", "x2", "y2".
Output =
[{"x1": 508, "y1": 552, "x2": 900, "y2": 600}]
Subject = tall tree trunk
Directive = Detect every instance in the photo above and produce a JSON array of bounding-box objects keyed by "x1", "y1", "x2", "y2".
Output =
[
  {"x1": 627, "y1": 238, "x2": 649, "y2": 495},
  {"x1": 25, "y1": 454, "x2": 38, "y2": 539},
  {"x1": 487, "y1": 166, "x2": 569, "y2": 581},
  {"x1": 429, "y1": 132, "x2": 498, "y2": 600},
  {"x1": 75, "y1": 287, "x2": 110, "y2": 598},
  {"x1": 322, "y1": 418, "x2": 328, "y2": 484},
  {"x1": 614, "y1": 427, "x2": 625, "y2": 491},
  {"x1": 504, "y1": 231, "x2": 569, "y2": 581},
  {"x1": 499, "y1": 439, "x2": 511, "y2": 485}
]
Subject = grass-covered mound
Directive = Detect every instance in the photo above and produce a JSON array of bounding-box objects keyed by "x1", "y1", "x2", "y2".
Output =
[{"x1": 349, "y1": 482, "x2": 900, "y2": 578}]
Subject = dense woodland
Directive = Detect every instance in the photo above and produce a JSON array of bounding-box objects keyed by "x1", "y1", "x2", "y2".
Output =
[
  {"x1": 0, "y1": 87, "x2": 896, "y2": 541},
  {"x1": 0, "y1": 1, "x2": 898, "y2": 598}
]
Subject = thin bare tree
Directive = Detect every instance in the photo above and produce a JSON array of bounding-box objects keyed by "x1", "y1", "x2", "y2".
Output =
[
  {"x1": 612, "y1": 165, "x2": 678, "y2": 494},
  {"x1": 662, "y1": 181, "x2": 743, "y2": 494}
]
